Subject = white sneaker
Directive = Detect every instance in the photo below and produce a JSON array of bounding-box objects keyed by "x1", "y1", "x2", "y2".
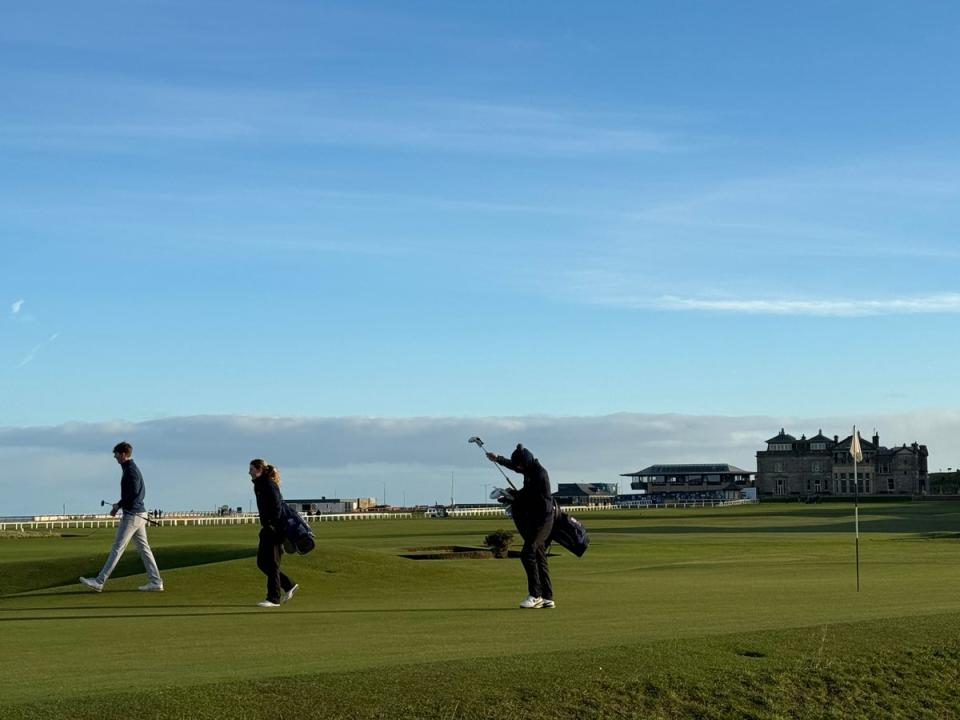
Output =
[
  {"x1": 282, "y1": 584, "x2": 299, "y2": 604},
  {"x1": 79, "y1": 576, "x2": 103, "y2": 593},
  {"x1": 138, "y1": 582, "x2": 164, "y2": 592},
  {"x1": 541, "y1": 599, "x2": 556, "y2": 609},
  {"x1": 519, "y1": 595, "x2": 543, "y2": 609},
  {"x1": 257, "y1": 599, "x2": 280, "y2": 608}
]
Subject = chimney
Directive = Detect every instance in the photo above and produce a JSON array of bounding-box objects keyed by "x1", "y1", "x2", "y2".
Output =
[
  {"x1": 834, "y1": 435, "x2": 839, "y2": 443},
  {"x1": 873, "y1": 432, "x2": 880, "y2": 448}
]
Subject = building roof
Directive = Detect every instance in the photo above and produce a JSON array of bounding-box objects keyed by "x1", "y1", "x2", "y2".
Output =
[
  {"x1": 833, "y1": 435, "x2": 877, "y2": 454},
  {"x1": 766, "y1": 428, "x2": 796, "y2": 444},
  {"x1": 620, "y1": 464, "x2": 753, "y2": 477},
  {"x1": 808, "y1": 430, "x2": 832, "y2": 443}
]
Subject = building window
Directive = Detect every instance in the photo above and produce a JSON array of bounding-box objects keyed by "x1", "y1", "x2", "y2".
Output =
[
  {"x1": 806, "y1": 479, "x2": 811, "y2": 491},
  {"x1": 812, "y1": 461, "x2": 821, "y2": 472},
  {"x1": 774, "y1": 462, "x2": 784, "y2": 472},
  {"x1": 811, "y1": 442, "x2": 826, "y2": 450},
  {"x1": 841, "y1": 480, "x2": 848, "y2": 493},
  {"x1": 776, "y1": 479, "x2": 785, "y2": 495},
  {"x1": 888, "y1": 478, "x2": 895, "y2": 491}
]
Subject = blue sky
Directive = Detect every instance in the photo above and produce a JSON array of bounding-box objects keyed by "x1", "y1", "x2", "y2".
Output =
[{"x1": 2, "y1": 2, "x2": 959, "y2": 513}]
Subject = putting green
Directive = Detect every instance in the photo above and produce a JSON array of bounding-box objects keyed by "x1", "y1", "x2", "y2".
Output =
[{"x1": 2, "y1": 502, "x2": 958, "y2": 718}]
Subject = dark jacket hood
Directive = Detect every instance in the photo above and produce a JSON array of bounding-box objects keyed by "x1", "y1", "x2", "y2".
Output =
[{"x1": 510, "y1": 444, "x2": 536, "y2": 471}]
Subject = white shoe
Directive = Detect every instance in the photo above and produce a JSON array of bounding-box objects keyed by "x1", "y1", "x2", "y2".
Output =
[
  {"x1": 79, "y1": 576, "x2": 103, "y2": 593},
  {"x1": 138, "y1": 582, "x2": 164, "y2": 592},
  {"x1": 257, "y1": 599, "x2": 280, "y2": 608},
  {"x1": 282, "y1": 584, "x2": 299, "y2": 604},
  {"x1": 541, "y1": 599, "x2": 556, "y2": 609},
  {"x1": 519, "y1": 595, "x2": 543, "y2": 609}
]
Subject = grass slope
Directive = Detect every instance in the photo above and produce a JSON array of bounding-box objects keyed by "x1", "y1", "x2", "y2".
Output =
[{"x1": 1, "y1": 502, "x2": 958, "y2": 718}]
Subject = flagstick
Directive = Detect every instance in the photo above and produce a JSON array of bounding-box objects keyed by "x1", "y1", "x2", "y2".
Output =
[{"x1": 854, "y1": 448, "x2": 860, "y2": 592}]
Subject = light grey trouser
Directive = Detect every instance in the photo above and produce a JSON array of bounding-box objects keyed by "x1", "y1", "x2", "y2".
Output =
[{"x1": 96, "y1": 512, "x2": 162, "y2": 585}]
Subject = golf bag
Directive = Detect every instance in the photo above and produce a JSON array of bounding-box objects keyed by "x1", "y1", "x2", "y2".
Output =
[
  {"x1": 280, "y1": 502, "x2": 316, "y2": 555},
  {"x1": 496, "y1": 490, "x2": 590, "y2": 557},
  {"x1": 550, "y1": 503, "x2": 590, "y2": 557}
]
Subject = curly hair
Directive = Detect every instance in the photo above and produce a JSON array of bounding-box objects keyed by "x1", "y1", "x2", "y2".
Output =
[{"x1": 249, "y1": 458, "x2": 280, "y2": 485}]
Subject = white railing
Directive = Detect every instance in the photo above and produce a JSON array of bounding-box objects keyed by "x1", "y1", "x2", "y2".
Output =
[
  {"x1": 0, "y1": 512, "x2": 413, "y2": 532},
  {"x1": 443, "y1": 507, "x2": 508, "y2": 517},
  {"x1": 616, "y1": 498, "x2": 757, "y2": 509},
  {"x1": 304, "y1": 512, "x2": 413, "y2": 522},
  {"x1": 0, "y1": 499, "x2": 758, "y2": 531}
]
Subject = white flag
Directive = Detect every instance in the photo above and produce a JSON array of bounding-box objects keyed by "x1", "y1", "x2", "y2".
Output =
[{"x1": 850, "y1": 427, "x2": 863, "y2": 463}]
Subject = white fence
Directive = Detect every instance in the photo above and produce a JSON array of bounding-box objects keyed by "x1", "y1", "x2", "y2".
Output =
[
  {"x1": 617, "y1": 498, "x2": 756, "y2": 510},
  {"x1": 0, "y1": 499, "x2": 755, "y2": 532},
  {"x1": 0, "y1": 512, "x2": 413, "y2": 532}
]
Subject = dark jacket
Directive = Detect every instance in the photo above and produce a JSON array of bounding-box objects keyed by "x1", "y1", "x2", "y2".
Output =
[
  {"x1": 119, "y1": 460, "x2": 146, "y2": 513},
  {"x1": 253, "y1": 476, "x2": 284, "y2": 535},
  {"x1": 495, "y1": 455, "x2": 553, "y2": 522}
]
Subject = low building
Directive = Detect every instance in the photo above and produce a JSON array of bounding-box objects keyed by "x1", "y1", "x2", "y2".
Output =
[
  {"x1": 285, "y1": 497, "x2": 378, "y2": 514},
  {"x1": 620, "y1": 464, "x2": 754, "y2": 495},
  {"x1": 553, "y1": 483, "x2": 618, "y2": 506},
  {"x1": 928, "y1": 470, "x2": 960, "y2": 494},
  {"x1": 755, "y1": 429, "x2": 928, "y2": 498}
]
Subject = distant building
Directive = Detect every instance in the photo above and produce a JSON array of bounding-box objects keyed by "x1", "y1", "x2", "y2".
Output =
[
  {"x1": 755, "y1": 429, "x2": 928, "y2": 498},
  {"x1": 620, "y1": 464, "x2": 754, "y2": 499},
  {"x1": 553, "y1": 483, "x2": 618, "y2": 506},
  {"x1": 928, "y1": 470, "x2": 960, "y2": 494},
  {"x1": 285, "y1": 497, "x2": 378, "y2": 514}
]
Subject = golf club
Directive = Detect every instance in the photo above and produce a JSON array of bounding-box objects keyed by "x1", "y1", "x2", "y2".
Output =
[
  {"x1": 101, "y1": 499, "x2": 159, "y2": 525},
  {"x1": 468, "y1": 436, "x2": 516, "y2": 489}
]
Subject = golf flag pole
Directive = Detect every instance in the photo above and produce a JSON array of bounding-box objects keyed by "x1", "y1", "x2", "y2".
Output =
[{"x1": 850, "y1": 425, "x2": 863, "y2": 592}]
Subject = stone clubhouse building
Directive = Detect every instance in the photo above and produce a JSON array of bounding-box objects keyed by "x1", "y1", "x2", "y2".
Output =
[{"x1": 756, "y1": 429, "x2": 928, "y2": 499}]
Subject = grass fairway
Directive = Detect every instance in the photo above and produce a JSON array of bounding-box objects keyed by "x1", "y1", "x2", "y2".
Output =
[{"x1": 2, "y1": 502, "x2": 959, "y2": 719}]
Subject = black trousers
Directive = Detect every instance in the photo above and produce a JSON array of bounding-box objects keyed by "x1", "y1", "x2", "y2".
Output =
[
  {"x1": 520, "y1": 511, "x2": 554, "y2": 600},
  {"x1": 257, "y1": 528, "x2": 295, "y2": 603}
]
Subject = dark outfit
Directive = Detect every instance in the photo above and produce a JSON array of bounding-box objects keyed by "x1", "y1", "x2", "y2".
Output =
[
  {"x1": 120, "y1": 459, "x2": 147, "y2": 513},
  {"x1": 494, "y1": 451, "x2": 554, "y2": 601},
  {"x1": 253, "y1": 476, "x2": 295, "y2": 604}
]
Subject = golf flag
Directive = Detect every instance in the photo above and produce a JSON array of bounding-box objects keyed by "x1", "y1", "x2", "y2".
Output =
[
  {"x1": 851, "y1": 425, "x2": 862, "y2": 592},
  {"x1": 850, "y1": 427, "x2": 863, "y2": 463}
]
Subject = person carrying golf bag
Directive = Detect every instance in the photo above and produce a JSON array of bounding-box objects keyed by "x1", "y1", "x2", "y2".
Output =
[
  {"x1": 486, "y1": 444, "x2": 555, "y2": 609},
  {"x1": 250, "y1": 458, "x2": 299, "y2": 608},
  {"x1": 79, "y1": 442, "x2": 164, "y2": 593}
]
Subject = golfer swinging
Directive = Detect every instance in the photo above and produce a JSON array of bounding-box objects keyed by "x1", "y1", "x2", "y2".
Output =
[
  {"x1": 486, "y1": 444, "x2": 555, "y2": 609},
  {"x1": 79, "y1": 442, "x2": 164, "y2": 592}
]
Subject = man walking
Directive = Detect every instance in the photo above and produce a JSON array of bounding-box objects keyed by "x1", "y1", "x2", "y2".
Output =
[{"x1": 80, "y1": 442, "x2": 164, "y2": 592}]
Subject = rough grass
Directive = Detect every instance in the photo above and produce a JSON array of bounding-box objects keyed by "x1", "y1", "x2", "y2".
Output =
[{"x1": 2, "y1": 502, "x2": 959, "y2": 718}]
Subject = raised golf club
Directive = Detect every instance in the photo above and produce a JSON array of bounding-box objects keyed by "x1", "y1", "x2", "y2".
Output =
[{"x1": 468, "y1": 436, "x2": 516, "y2": 489}]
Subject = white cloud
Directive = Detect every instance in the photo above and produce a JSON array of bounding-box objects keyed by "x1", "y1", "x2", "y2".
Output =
[
  {"x1": 587, "y1": 292, "x2": 960, "y2": 317},
  {"x1": 0, "y1": 75, "x2": 680, "y2": 158},
  {"x1": 17, "y1": 332, "x2": 60, "y2": 368},
  {"x1": 10, "y1": 299, "x2": 24, "y2": 316},
  {"x1": 1, "y1": 410, "x2": 954, "y2": 516}
]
